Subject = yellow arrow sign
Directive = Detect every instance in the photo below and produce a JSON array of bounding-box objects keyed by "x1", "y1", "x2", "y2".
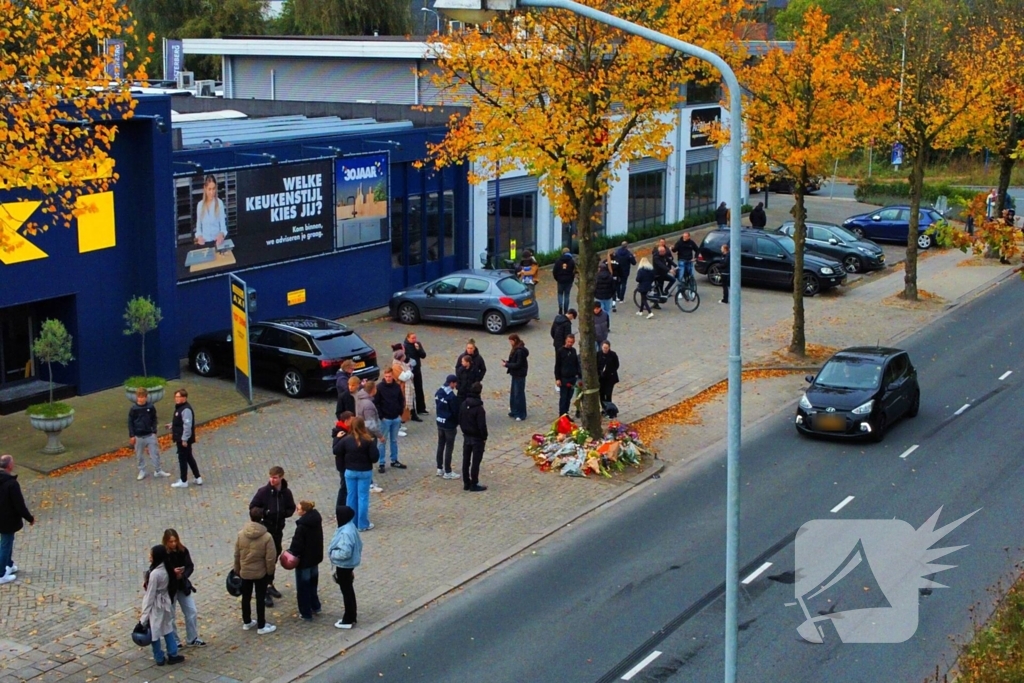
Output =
[{"x1": 0, "y1": 201, "x2": 48, "y2": 264}]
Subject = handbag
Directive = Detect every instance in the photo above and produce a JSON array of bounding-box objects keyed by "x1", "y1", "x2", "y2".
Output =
[
  {"x1": 132, "y1": 622, "x2": 153, "y2": 647},
  {"x1": 401, "y1": 405, "x2": 411, "y2": 423}
]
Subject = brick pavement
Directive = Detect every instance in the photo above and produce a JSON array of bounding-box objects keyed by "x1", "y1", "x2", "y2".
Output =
[{"x1": 0, "y1": 203, "x2": 1016, "y2": 682}]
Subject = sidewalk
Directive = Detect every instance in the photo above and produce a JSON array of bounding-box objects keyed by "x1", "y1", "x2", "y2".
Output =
[{"x1": 0, "y1": 232, "x2": 1015, "y2": 682}]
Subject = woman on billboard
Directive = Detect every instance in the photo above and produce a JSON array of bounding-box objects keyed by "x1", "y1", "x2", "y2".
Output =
[{"x1": 195, "y1": 174, "x2": 227, "y2": 247}]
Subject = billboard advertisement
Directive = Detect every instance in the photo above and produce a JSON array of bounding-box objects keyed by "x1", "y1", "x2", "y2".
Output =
[
  {"x1": 335, "y1": 153, "x2": 389, "y2": 249},
  {"x1": 163, "y1": 38, "x2": 184, "y2": 82},
  {"x1": 104, "y1": 39, "x2": 125, "y2": 79},
  {"x1": 175, "y1": 159, "x2": 334, "y2": 281}
]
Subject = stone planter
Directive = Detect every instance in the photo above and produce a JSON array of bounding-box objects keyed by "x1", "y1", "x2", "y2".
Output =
[
  {"x1": 125, "y1": 385, "x2": 165, "y2": 404},
  {"x1": 28, "y1": 409, "x2": 76, "y2": 455}
]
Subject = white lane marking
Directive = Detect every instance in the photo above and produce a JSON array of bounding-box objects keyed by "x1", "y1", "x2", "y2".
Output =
[
  {"x1": 831, "y1": 496, "x2": 855, "y2": 513},
  {"x1": 899, "y1": 444, "x2": 919, "y2": 460},
  {"x1": 1000, "y1": 371, "x2": 1013, "y2": 381},
  {"x1": 742, "y1": 562, "x2": 774, "y2": 585},
  {"x1": 621, "y1": 651, "x2": 663, "y2": 681},
  {"x1": 954, "y1": 404, "x2": 970, "y2": 416}
]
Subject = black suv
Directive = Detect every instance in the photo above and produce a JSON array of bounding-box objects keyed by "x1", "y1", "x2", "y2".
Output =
[
  {"x1": 694, "y1": 228, "x2": 846, "y2": 296},
  {"x1": 188, "y1": 316, "x2": 380, "y2": 398},
  {"x1": 774, "y1": 221, "x2": 886, "y2": 275}
]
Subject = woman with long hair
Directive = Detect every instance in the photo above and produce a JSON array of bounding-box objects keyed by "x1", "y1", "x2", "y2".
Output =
[
  {"x1": 195, "y1": 174, "x2": 227, "y2": 247},
  {"x1": 502, "y1": 333, "x2": 529, "y2": 421},
  {"x1": 341, "y1": 417, "x2": 379, "y2": 532},
  {"x1": 635, "y1": 257, "x2": 656, "y2": 319},
  {"x1": 162, "y1": 529, "x2": 205, "y2": 647},
  {"x1": 287, "y1": 501, "x2": 324, "y2": 621},
  {"x1": 140, "y1": 544, "x2": 184, "y2": 666}
]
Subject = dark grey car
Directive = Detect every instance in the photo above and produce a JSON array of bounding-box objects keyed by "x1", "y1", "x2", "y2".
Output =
[
  {"x1": 774, "y1": 221, "x2": 886, "y2": 274},
  {"x1": 389, "y1": 269, "x2": 540, "y2": 334}
]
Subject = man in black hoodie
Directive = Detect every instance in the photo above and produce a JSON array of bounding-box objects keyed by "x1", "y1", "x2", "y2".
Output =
[
  {"x1": 554, "y1": 334, "x2": 582, "y2": 418},
  {"x1": 249, "y1": 466, "x2": 296, "y2": 605},
  {"x1": 458, "y1": 382, "x2": 489, "y2": 492},
  {"x1": 550, "y1": 308, "x2": 576, "y2": 351},
  {"x1": 373, "y1": 368, "x2": 407, "y2": 472},
  {"x1": 613, "y1": 241, "x2": 636, "y2": 303},
  {"x1": 0, "y1": 455, "x2": 33, "y2": 584},
  {"x1": 552, "y1": 247, "x2": 577, "y2": 315}
]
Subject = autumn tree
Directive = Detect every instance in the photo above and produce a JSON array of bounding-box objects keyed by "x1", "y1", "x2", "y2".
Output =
[
  {"x1": 1, "y1": 0, "x2": 148, "y2": 253},
  {"x1": 774, "y1": 0, "x2": 888, "y2": 39},
  {"x1": 739, "y1": 8, "x2": 893, "y2": 356},
  {"x1": 275, "y1": 0, "x2": 412, "y2": 37},
  {"x1": 425, "y1": 0, "x2": 744, "y2": 434}
]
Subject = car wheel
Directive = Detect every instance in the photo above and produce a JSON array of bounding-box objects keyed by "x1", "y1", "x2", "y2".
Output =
[
  {"x1": 917, "y1": 232, "x2": 933, "y2": 249},
  {"x1": 871, "y1": 413, "x2": 887, "y2": 443},
  {"x1": 397, "y1": 302, "x2": 420, "y2": 325},
  {"x1": 802, "y1": 273, "x2": 820, "y2": 297},
  {"x1": 282, "y1": 367, "x2": 306, "y2": 398},
  {"x1": 852, "y1": 227, "x2": 865, "y2": 239},
  {"x1": 907, "y1": 389, "x2": 920, "y2": 418},
  {"x1": 483, "y1": 310, "x2": 507, "y2": 334},
  {"x1": 192, "y1": 348, "x2": 216, "y2": 377},
  {"x1": 842, "y1": 255, "x2": 863, "y2": 274},
  {"x1": 707, "y1": 263, "x2": 723, "y2": 286}
]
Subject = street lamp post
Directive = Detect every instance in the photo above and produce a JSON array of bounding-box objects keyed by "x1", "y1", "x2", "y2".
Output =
[
  {"x1": 422, "y1": 7, "x2": 442, "y2": 34},
  {"x1": 893, "y1": 7, "x2": 908, "y2": 122},
  {"x1": 432, "y1": 1, "x2": 745, "y2": 681}
]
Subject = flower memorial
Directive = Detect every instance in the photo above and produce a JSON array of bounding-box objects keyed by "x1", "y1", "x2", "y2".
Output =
[{"x1": 526, "y1": 416, "x2": 656, "y2": 478}]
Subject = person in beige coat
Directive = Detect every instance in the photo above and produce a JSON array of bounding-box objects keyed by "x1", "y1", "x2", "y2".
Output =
[
  {"x1": 233, "y1": 507, "x2": 278, "y2": 634},
  {"x1": 140, "y1": 544, "x2": 184, "y2": 666},
  {"x1": 391, "y1": 347, "x2": 418, "y2": 421}
]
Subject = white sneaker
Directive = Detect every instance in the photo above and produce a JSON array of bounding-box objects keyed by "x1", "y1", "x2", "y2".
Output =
[
  {"x1": 242, "y1": 620, "x2": 258, "y2": 631},
  {"x1": 370, "y1": 484, "x2": 383, "y2": 493},
  {"x1": 155, "y1": 471, "x2": 171, "y2": 478},
  {"x1": 436, "y1": 469, "x2": 444, "y2": 477},
  {"x1": 195, "y1": 477, "x2": 203, "y2": 486},
  {"x1": 443, "y1": 472, "x2": 460, "y2": 480},
  {"x1": 257, "y1": 624, "x2": 277, "y2": 635},
  {"x1": 636, "y1": 311, "x2": 643, "y2": 316},
  {"x1": 0, "y1": 574, "x2": 15, "y2": 585},
  {"x1": 398, "y1": 430, "x2": 408, "y2": 437},
  {"x1": 647, "y1": 313, "x2": 655, "y2": 319},
  {"x1": 137, "y1": 470, "x2": 146, "y2": 481},
  {"x1": 4, "y1": 564, "x2": 17, "y2": 576},
  {"x1": 334, "y1": 620, "x2": 353, "y2": 629},
  {"x1": 171, "y1": 480, "x2": 188, "y2": 488}
]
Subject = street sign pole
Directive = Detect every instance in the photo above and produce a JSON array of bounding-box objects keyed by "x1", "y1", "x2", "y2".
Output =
[{"x1": 229, "y1": 274, "x2": 253, "y2": 404}]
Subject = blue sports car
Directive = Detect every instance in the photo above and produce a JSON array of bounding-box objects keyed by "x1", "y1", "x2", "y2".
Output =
[{"x1": 841, "y1": 205, "x2": 944, "y2": 249}]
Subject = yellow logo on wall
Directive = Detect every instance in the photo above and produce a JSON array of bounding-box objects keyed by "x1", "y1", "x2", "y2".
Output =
[{"x1": 0, "y1": 191, "x2": 117, "y2": 265}]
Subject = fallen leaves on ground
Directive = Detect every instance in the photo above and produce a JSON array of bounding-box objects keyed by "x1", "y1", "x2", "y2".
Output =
[
  {"x1": 765, "y1": 343, "x2": 838, "y2": 366},
  {"x1": 882, "y1": 289, "x2": 947, "y2": 310}
]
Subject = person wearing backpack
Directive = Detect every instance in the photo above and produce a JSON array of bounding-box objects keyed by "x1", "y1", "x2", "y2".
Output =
[
  {"x1": 434, "y1": 375, "x2": 460, "y2": 480},
  {"x1": 327, "y1": 505, "x2": 362, "y2": 629}
]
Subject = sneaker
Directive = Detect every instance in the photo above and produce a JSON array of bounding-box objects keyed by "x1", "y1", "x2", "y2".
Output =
[
  {"x1": 390, "y1": 461, "x2": 407, "y2": 469},
  {"x1": 171, "y1": 480, "x2": 188, "y2": 488},
  {"x1": 155, "y1": 659, "x2": 166, "y2": 666},
  {"x1": 167, "y1": 655, "x2": 185, "y2": 665},
  {"x1": 257, "y1": 624, "x2": 277, "y2": 635},
  {"x1": 268, "y1": 585, "x2": 283, "y2": 598},
  {"x1": 467, "y1": 484, "x2": 488, "y2": 492},
  {"x1": 189, "y1": 638, "x2": 206, "y2": 647},
  {"x1": 437, "y1": 469, "x2": 445, "y2": 477},
  {"x1": 443, "y1": 472, "x2": 459, "y2": 480},
  {"x1": 195, "y1": 477, "x2": 203, "y2": 486},
  {"x1": 398, "y1": 430, "x2": 408, "y2": 437},
  {"x1": 359, "y1": 524, "x2": 375, "y2": 532},
  {"x1": 0, "y1": 574, "x2": 16, "y2": 585},
  {"x1": 378, "y1": 465, "x2": 386, "y2": 474},
  {"x1": 335, "y1": 620, "x2": 354, "y2": 629},
  {"x1": 300, "y1": 616, "x2": 313, "y2": 622},
  {"x1": 720, "y1": 299, "x2": 728, "y2": 304},
  {"x1": 370, "y1": 483, "x2": 384, "y2": 493},
  {"x1": 264, "y1": 596, "x2": 274, "y2": 607},
  {"x1": 515, "y1": 417, "x2": 523, "y2": 421},
  {"x1": 137, "y1": 470, "x2": 146, "y2": 481},
  {"x1": 4, "y1": 564, "x2": 17, "y2": 576},
  {"x1": 242, "y1": 620, "x2": 258, "y2": 631},
  {"x1": 155, "y1": 471, "x2": 171, "y2": 478},
  {"x1": 636, "y1": 311, "x2": 643, "y2": 316},
  {"x1": 647, "y1": 313, "x2": 655, "y2": 319}
]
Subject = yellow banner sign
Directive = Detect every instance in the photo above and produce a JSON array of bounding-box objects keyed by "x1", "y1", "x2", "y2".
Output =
[{"x1": 287, "y1": 289, "x2": 306, "y2": 306}]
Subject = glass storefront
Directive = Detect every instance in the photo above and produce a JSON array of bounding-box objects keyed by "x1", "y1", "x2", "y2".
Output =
[
  {"x1": 487, "y1": 192, "x2": 536, "y2": 264},
  {"x1": 685, "y1": 161, "x2": 717, "y2": 217},
  {"x1": 0, "y1": 305, "x2": 33, "y2": 386},
  {"x1": 628, "y1": 170, "x2": 665, "y2": 230}
]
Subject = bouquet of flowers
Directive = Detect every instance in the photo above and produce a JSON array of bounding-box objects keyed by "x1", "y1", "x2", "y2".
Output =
[{"x1": 525, "y1": 416, "x2": 656, "y2": 477}]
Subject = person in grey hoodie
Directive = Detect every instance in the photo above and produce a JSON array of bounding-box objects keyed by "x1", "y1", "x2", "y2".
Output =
[
  {"x1": 592, "y1": 301, "x2": 610, "y2": 351},
  {"x1": 327, "y1": 505, "x2": 362, "y2": 629}
]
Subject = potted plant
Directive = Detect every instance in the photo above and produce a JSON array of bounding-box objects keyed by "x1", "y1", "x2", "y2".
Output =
[
  {"x1": 123, "y1": 296, "x2": 167, "y2": 403},
  {"x1": 26, "y1": 318, "x2": 76, "y2": 454}
]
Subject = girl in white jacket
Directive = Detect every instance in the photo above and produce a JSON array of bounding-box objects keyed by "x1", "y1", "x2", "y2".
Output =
[{"x1": 140, "y1": 544, "x2": 184, "y2": 666}]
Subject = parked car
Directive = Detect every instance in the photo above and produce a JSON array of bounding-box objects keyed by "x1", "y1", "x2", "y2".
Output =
[
  {"x1": 773, "y1": 221, "x2": 886, "y2": 274},
  {"x1": 749, "y1": 169, "x2": 822, "y2": 195},
  {"x1": 694, "y1": 228, "x2": 847, "y2": 296},
  {"x1": 389, "y1": 269, "x2": 539, "y2": 334},
  {"x1": 795, "y1": 346, "x2": 920, "y2": 442},
  {"x1": 841, "y1": 205, "x2": 944, "y2": 249},
  {"x1": 188, "y1": 316, "x2": 379, "y2": 398}
]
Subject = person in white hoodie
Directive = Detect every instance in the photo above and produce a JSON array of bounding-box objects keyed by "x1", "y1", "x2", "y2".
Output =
[{"x1": 327, "y1": 505, "x2": 363, "y2": 629}]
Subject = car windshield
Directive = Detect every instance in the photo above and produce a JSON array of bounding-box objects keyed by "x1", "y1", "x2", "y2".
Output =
[
  {"x1": 773, "y1": 235, "x2": 796, "y2": 255},
  {"x1": 829, "y1": 225, "x2": 862, "y2": 243},
  {"x1": 496, "y1": 277, "x2": 528, "y2": 295},
  {"x1": 815, "y1": 358, "x2": 883, "y2": 390}
]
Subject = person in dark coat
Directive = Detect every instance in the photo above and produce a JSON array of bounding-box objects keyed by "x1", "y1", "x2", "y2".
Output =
[
  {"x1": 672, "y1": 232, "x2": 699, "y2": 284},
  {"x1": 597, "y1": 341, "x2": 620, "y2": 407},
  {"x1": 458, "y1": 382, "x2": 489, "y2": 492},
  {"x1": 550, "y1": 309, "x2": 576, "y2": 351},
  {"x1": 715, "y1": 201, "x2": 729, "y2": 228},
  {"x1": 335, "y1": 377, "x2": 358, "y2": 425},
  {"x1": 455, "y1": 339, "x2": 487, "y2": 385},
  {"x1": 332, "y1": 411, "x2": 355, "y2": 507},
  {"x1": 554, "y1": 334, "x2": 581, "y2": 418},
  {"x1": 502, "y1": 333, "x2": 529, "y2": 420},
  {"x1": 552, "y1": 247, "x2": 577, "y2": 315},
  {"x1": 592, "y1": 301, "x2": 610, "y2": 350},
  {"x1": 0, "y1": 455, "x2": 33, "y2": 584},
  {"x1": 594, "y1": 261, "x2": 616, "y2": 320},
  {"x1": 613, "y1": 241, "x2": 636, "y2": 303},
  {"x1": 749, "y1": 202, "x2": 767, "y2": 229},
  {"x1": 168, "y1": 388, "x2": 201, "y2": 488},
  {"x1": 719, "y1": 243, "x2": 731, "y2": 304},
  {"x1": 334, "y1": 360, "x2": 356, "y2": 420},
  {"x1": 129, "y1": 387, "x2": 167, "y2": 480},
  {"x1": 287, "y1": 500, "x2": 324, "y2": 621},
  {"x1": 651, "y1": 245, "x2": 676, "y2": 304},
  {"x1": 635, "y1": 257, "x2": 656, "y2": 318},
  {"x1": 249, "y1": 466, "x2": 296, "y2": 605},
  {"x1": 162, "y1": 529, "x2": 205, "y2": 646},
  {"x1": 434, "y1": 375, "x2": 460, "y2": 479},
  {"x1": 402, "y1": 332, "x2": 428, "y2": 414}
]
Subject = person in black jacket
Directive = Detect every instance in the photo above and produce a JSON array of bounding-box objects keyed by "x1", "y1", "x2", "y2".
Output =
[
  {"x1": 552, "y1": 247, "x2": 577, "y2": 315},
  {"x1": 434, "y1": 375, "x2": 460, "y2": 479},
  {"x1": 0, "y1": 455, "x2": 33, "y2": 584},
  {"x1": 635, "y1": 257, "x2": 656, "y2": 318},
  {"x1": 333, "y1": 360, "x2": 356, "y2": 420},
  {"x1": 502, "y1": 333, "x2": 529, "y2": 421},
  {"x1": 455, "y1": 340, "x2": 486, "y2": 385},
  {"x1": 374, "y1": 368, "x2": 408, "y2": 472},
  {"x1": 332, "y1": 411, "x2": 355, "y2": 507},
  {"x1": 341, "y1": 417, "x2": 379, "y2": 532},
  {"x1": 403, "y1": 332, "x2": 428, "y2": 414},
  {"x1": 749, "y1": 202, "x2": 767, "y2": 229},
  {"x1": 715, "y1": 201, "x2": 729, "y2": 228},
  {"x1": 335, "y1": 376, "x2": 358, "y2": 424},
  {"x1": 288, "y1": 501, "x2": 324, "y2": 621},
  {"x1": 652, "y1": 245, "x2": 676, "y2": 305},
  {"x1": 594, "y1": 261, "x2": 616, "y2": 320},
  {"x1": 613, "y1": 241, "x2": 636, "y2": 303},
  {"x1": 554, "y1": 334, "x2": 581, "y2": 418},
  {"x1": 719, "y1": 243, "x2": 731, "y2": 304},
  {"x1": 458, "y1": 382, "x2": 489, "y2": 492},
  {"x1": 129, "y1": 387, "x2": 168, "y2": 481},
  {"x1": 672, "y1": 232, "x2": 699, "y2": 285},
  {"x1": 169, "y1": 389, "x2": 202, "y2": 489},
  {"x1": 597, "y1": 341, "x2": 620, "y2": 408},
  {"x1": 249, "y1": 466, "x2": 296, "y2": 605},
  {"x1": 162, "y1": 529, "x2": 205, "y2": 646},
  {"x1": 550, "y1": 309, "x2": 576, "y2": 351}
]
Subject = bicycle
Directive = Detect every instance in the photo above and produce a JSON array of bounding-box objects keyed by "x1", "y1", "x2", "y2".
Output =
[{"x1": 633, "y1": 269, "x2": 700, "y2": 313}]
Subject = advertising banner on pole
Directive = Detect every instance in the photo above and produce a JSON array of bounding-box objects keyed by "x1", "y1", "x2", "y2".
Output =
[
  {"x1": 229, "y1": 275, "x2": 253, "y2": 404},
  {"x1": 163, "y1": 39, "x2": 184, "y2": 82},
  {"x1": 335, "y1": 153, "x2": 389, "y2": 248},
  {"x1": 104, "y1": 39, "x2": 125, "y2": 79}
]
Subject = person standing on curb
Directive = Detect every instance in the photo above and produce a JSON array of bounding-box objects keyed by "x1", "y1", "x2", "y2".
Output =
[
  {"x1": 140, "y1": 544, "x2": 185, "y2": 665},
  {"x1": 594, "y1": 260, "x2": 616, "y2": 321},
  {"x1": 434, "y1": 375, "x2": 460, "y2": 479},
  {"x1": 0, "y1": 455, "x2": 33, "y2": 585},
  {"x1": 327, "y1": 505, "x2": 362, "y2": 629},
  {"x1": 597, "y1": 341, "x2": 620, "y2": 411},
  {"x1": 334, "y1": 360, "x2": 356, "y2": 420},
  {"x1": 554, "y1": 334, "x2": 581, "y2": 418},
  {"x1": 458, "y1": 382, "x2": 489, "y2": 492},
  {"x1": 613, "y1": 241, "x2": 636, "y2": 304},
  {"x1": 161, "y1": 529, "x2": 205, "y2": 647},
  {"x1": 342, "y1": 417, "x2": 379, "y2": 532},
  {"x1": 249, "y1": 466, "x2": 295, "y2": 607},
  {"x1": 502, "y1": 334, "x2": 529, "y2": 421},
  {"x1": 592, "y1": 301, "x2": 610, "y2": 352},
  {"x1": 403, "y1": 333, "x2": 428, "y2": 416},
  {"x1": 233, "y1": 506, "x2": 277, "y2": 635},
  {"x1": 130, "y1": 388, "x2": 169, "y2": 481},
  {"x1": 552, "y1": 247, "x2": 576, "y2": 315},
  {"x1": 287, "y1": 500, "x2": 324, "y2": 622},
  {"x1": 169, "y1": 389, "x2": 202, "y2": 489},
  {"x1": 373, "y1": 368, "x2": 407, "y2": 472}
]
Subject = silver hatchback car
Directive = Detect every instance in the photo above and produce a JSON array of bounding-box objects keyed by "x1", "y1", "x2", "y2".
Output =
[{"x1": 389, "y1": 269, "x2": 540, "y2": 334}]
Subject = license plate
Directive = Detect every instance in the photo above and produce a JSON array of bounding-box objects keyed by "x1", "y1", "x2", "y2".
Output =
[
  {"x1": 352, "y1": 361, "x2": 366, "y2": 369},
  {"x1": 522, "y1": 299, "x2": 533, "y2": 306},
  {"x1": 815, "y1": 414, "x2": 845, "y2": 431}
]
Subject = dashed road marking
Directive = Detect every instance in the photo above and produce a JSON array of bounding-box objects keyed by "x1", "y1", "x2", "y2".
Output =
[
  {"x1": 999, "y1": 371, "x2": 1013, "y2": 381},
  {"x1": 899, "y1": 444, "x2": 919, "y2": 460},
  {"x1": 742, "y1": 562, "x2": 774, "y2": 585},
  {"x1": 831, "y1": 496, "x2": 855, "y2": 513},
  {"x1": 621, "y1": 651, "x2": 663, "y2": 681},
  {"x1": 954, "y1": 404, "x2": 970, "y2": 416}
]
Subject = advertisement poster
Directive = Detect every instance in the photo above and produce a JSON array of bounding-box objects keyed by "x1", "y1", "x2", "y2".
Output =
[
  {"x1": 335, "y1": 153, "x2": 389, "y2": 249},
  {"x1": 163, "y1": 39, "x2": 184, "y2": 82},
  {"x1": 175, "y1": 159, "x2": 334, "y2": 281},
  {"x1": 104, "y1": 39, "x2": 125, "y2": 79},
  {"x1": 690, "y1": 107, "x2": 721, "y2": 148},
  {"x1": 229, "y1": 275, "x2": 252, "y2": 403}
]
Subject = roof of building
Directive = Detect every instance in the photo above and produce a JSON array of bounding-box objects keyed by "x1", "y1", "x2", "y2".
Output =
[{"x1": 172, "y1": 114, "x2": 414, "y2": 148}]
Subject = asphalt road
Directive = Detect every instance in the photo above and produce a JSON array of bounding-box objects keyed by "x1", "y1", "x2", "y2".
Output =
[{"x1": 310, "y1": 277, "x2": 1024, "y2": 683}]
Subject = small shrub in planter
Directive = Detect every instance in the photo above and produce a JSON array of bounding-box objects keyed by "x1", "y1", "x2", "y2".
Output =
[
  {"x1": 26, "y1": 401, "x2": 73, "y2": 419},
  {"x1": 123, "y1": 295, "x2": 163, "y2": 378},
  {"x1": 26, "y1": 319, "x2": 75, "y2": 453}
]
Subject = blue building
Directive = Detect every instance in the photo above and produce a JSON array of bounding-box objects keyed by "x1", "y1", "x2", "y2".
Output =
[{"x1": 0, "y1": 93, "x2": 469, "y2": 412}]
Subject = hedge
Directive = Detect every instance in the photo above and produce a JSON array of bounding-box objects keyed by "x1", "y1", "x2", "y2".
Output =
[{"x1": 854, "y1": 180, "x2": 980, "y2": 205}]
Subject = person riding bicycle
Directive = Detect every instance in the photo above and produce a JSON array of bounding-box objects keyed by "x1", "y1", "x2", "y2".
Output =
[
  {"x1": 651, "y1": 245, "x2": 677, "y2": 305},
  {"x1": 672, "y1": 232, "x2": 699, "y2": 286}
]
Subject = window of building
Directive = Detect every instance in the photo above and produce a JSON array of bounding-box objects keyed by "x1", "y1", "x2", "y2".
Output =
[
  {"x1": 685, "y1": 79, "x2": 721, "y2": 105},
  {"x1": 628, "y1": 171, "x2": 665, "y2": 230},
  {"x1": 425, "y1": 189, "x2": 455, "y2": 262},
  {"x1": 407, "y1": 193, "x2": 423, "y2": 266},
  {"x1": 487, "y1": 192, "x2": 536, "y2": 263},
  {"x1": 390, "y1": 196, "x2": 405, "y2": 267},
  {"x1": 442, "y1": 189, "x2": 455, "y2": 261},
  {"x1": 685, "y1": 161, "x2": 717, "y2": 217}
]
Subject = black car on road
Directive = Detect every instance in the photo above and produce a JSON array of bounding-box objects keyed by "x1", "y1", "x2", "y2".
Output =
[
  {"x1": 795, "y1": 346, "x2": 920, "y2": 442},
  {"x1": 188, "y1": 316, "x2": 379, "y2": 398},
  {"x1": 694, "y1": 228, "x2": 846, "y2": 296},
  {"x1": 774, "y1": 221, "x2": 886, "y2": 274}
]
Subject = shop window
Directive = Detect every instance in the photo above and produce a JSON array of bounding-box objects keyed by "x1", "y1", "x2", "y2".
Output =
[
  {"x1": 407, "y1": 194, "x2": 423, "y2": 266},
  {"x1": 686, "y1": 79, "x2": 721, "y2": 105},
  {"x1": 426, "y1": 191, "x2": 452, "y2": 262},
  {"x1": 391, "y1": 196, "x2": 405, "y2": 267},
  {"x1": 442, "y1": 189, "x2": 455, "y2": 261},
  {"x1": 628, "y1": 171, "x2": 665, "y2": 230},
  {"x1": 487, "y1": 193, "x2": 536, "y2": 263},
  {"x1": 685, "y1": 161, "x2": 717, "y2": 217}
]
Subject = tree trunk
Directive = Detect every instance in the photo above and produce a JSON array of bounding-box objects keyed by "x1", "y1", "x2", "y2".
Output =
[
  {"x1": 789, "y1": 169, "x2": 808, "y2": 357},
  {"x1": 573, "y1": 179, "x2": 603, "y2": 436},
  {"x1": 142, "y1": 333, "x2": 147, "y2": 377},
  {"x1": 996, "y1": 108, "x2": 1018, "y2": 214},
  {"x1": 903, "y1": 133, "x2": 926, "y2": 301}
]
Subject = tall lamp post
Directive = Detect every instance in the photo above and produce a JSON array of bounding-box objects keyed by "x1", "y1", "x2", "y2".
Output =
[
  {"x1": 432, "y1": 1, "x2": 745, "y2": 681},
  {"x1": 422, "y1": 7, "x2": 442, "y2": 34},
  {"x1": 893, "y1": 7, "x2": 908, "y2": 169}
]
